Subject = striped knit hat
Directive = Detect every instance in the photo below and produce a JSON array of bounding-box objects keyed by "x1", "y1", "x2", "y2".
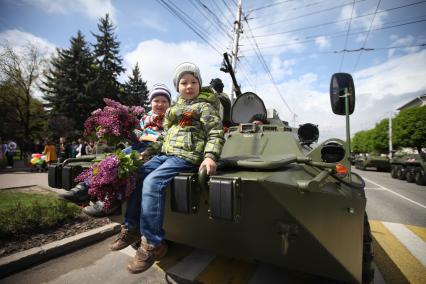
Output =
[{"x1": 148, "y1": 84, "x2": 172, "y2": 103}]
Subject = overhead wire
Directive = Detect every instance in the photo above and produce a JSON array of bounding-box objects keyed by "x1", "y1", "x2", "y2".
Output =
[
  {"x1": 251, "y1": 0, "x2": 329, "y2": 20},
  {"x1": 339, "y1": 0, "x2": 356, "y2": 71},
  {"x1": 351, "y1": 0, "x2": 382, "y2": 73},
  {"x1": 209, "y1": 0, "x2": 234, "y2": 27},
  {"x1": 329, "y1": 43, "x2": 426, "y2": 54},
  {"x1": 156, "y1": 0, "x2": 224, "y2": 54},
  {"x1": 251, "y1": 0, "x2": 367, "y2": 30},
  {"x1": 248, "y1": 0, "x2": 293, "y2": 12},
  {"x1": 193, "y1": 0, "x2": 233, "y2": 40},
  {"x1": 252, "y1": 0, "x2": 426, "y2": 38},
  {"x1": 240, "y1": 16, "x2": 426, "y2": 50},
  {"x1": 241, "y1": 12, "x2": 295, "y2": 117}
]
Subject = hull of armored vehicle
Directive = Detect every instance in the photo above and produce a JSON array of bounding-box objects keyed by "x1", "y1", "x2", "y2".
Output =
[
  {"x1": 355, "y1": 156, "x2": 390, "y2": 171},
  {"x1": 163, "y1": 128, "x2": 368, "y2": 283}
]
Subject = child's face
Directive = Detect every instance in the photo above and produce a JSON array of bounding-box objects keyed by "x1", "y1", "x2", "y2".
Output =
[
  {"x1": 178, "y1": 73, "x2": 200, "y2": 100},
  {"x1": 151, "y1": 95, "x2": 170, "y2": 114}
]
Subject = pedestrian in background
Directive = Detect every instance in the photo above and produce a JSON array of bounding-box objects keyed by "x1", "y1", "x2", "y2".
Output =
[{"x1": 42, "y1": 139, "x2": 57, "y2": 166}]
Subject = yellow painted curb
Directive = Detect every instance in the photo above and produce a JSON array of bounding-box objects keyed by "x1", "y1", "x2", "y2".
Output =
[{"x1": 370, "y1": 221, "x2": 426, "y2": 284}]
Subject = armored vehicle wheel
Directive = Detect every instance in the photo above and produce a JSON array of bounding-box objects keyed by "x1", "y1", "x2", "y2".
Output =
[
  {"x1": 406, "y1": 167, "x2": 415, "y2": 183},
  {"x1": 363, "y1": 213, "x2": 374, "y2": 284},
  {"x1": 390, "y1": 165, "x2": 398, "y2": 178},
  {"x1": 415, "y1": 168, "x2": 426, "y2": 185},
  {"x1": 396, "y1": 166, "x2": 406, "y2": 180}
]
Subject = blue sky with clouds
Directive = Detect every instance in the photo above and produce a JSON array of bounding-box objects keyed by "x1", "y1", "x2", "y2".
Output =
[{"x1": 1, "y1": 0, "x2": 426, "y2": 141}]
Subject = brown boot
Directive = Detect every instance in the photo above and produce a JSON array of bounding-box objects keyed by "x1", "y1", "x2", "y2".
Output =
[
  {"x1": 109, "y1": 225, "x2": 141, "y2": 251},
  {"x1": 127, "y1": 237, "x2": 168, "y2": 274}
]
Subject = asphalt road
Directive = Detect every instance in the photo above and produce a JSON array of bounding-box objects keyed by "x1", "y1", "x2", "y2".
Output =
[{"x1": 353, "y1": 168, "x2": 426, "y2": 227}]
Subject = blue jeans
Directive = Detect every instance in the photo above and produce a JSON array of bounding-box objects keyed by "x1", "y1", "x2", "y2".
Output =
[{"x1": 124, "y1": 154, "x2": 196, "y2": 245}]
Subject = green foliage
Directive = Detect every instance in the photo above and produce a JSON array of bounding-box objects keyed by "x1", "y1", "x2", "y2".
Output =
[
  {"x1": 41, "y1": 30, "x2": 97, "y2": 136},
  {"x1": 352, "y1": 130, "x2": 374, "y2": 153},
  {"x1": 115, "y1": 149, "x2": 142, "y2": 179},
  {"x1": 0, "y1": 43, "x2": 49, "y2": 142},
  {"x1": 352, "y1": 105, "x2": 426, "y2": 155},
  {"x1": 0, "y1": 191, "x2": 81, "y2": 238},
  {"x1": 393, "y1": 106, "x2": 426, "y2": 153},
  {"x1": 370, "y1": 119, "x2": 389, "y2": 154},
  {"x1": 91, "y1": 13, "x2": 125, "y2": 103},
  {"x1": 121, "y1": 63, "x2": 149, "y2": 108},
  {"x1": 0, "y1": 81, "x2": 48, "y2": 142}
]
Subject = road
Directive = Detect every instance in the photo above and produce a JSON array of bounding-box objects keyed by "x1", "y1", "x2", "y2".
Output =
[
  {"x1": 354, "y1": 168, "x2": 426, "y2": 227},
  {"x1": 1, "y1": 168, "x2": 425, "y2": 283}
]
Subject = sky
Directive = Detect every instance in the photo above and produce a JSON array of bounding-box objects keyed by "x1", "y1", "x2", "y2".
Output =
[{"x1": 1, "y1": 0, "x2": 425, "y2": 142}]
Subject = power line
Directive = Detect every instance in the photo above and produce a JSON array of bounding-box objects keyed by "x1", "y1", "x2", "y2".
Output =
[
  {"x1": 329, "y1": 43, "x2": 426, "y2": 53},
  {"x1": 248, "y1": 0, "x2": 293, "y2": 12},
  {"x1": 191, "y1": 0, "x2": 233, "y2": 40},
  {"x1": 251, "y1": 0, "x2": 330, "y2": 20},
  {"x1": 351, "y1": 0, "x2": 382, "y2": 73},
  {"x1": 242, "y1": 14, "x2": 295, "y2": 117},
  {"x1": 209, "y1": 0, "x2": 234, "y2": 27},
  {"x1": 156, "y1": 0, "x2": 224, "y2": 54},
  {"x1": 251, "y1": 0, "x2": 367, "y2": 30},
  {"x1": 241, "y1": 17, "x2": 426, "y2": 50},
  {"x1": 252, "y1": 0, "x2": 426, "y2": 39},
  {"x1": 339, "y1": 0, "x2": 356, "y2": 71}
]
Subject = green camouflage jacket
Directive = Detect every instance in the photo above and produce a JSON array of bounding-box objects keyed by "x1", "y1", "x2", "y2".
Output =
[{"x1": 149, "y1": 91, "x2": 225, "y2": 165}]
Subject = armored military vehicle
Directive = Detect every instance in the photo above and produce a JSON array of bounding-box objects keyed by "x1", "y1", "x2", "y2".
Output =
[
  {"x1": 390, "y1": 153, "x2": 426, "y2": 185},
  {"x1": 162, "y1": 58, "x2": 373, "y2": 283},
  {"x1": 354, "y1": 155, "x2": 390, "y2": 171}
]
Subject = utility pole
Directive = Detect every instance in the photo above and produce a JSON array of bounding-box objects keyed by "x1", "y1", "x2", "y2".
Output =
[
  {"x1": 389, "y1": 111, "x2": 393, "y2": 158},
  {"x1": 230, "y1": 0, "x2": 242, "y2": 104}
]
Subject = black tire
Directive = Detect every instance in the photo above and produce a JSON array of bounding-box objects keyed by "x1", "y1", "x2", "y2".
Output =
[
  {"x1": 396, "y1": 166, "x2": 406, "y2": 180},
  {"x1": 415, "y1": 168, "x2": 426, "y2": 186},
  {"x1": 390, "y1": 165, "x2": 398, "y2": 178},
  {"x1": 363, "y1": 213, "x2": 374, "y2": 284},
  {"x1": 406, "y1": 167, "x2": 415, "y2": 183}
]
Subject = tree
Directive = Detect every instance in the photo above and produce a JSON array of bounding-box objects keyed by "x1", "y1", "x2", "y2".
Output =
[
  {"x1": 122, "y1": 63, "x2": 149, "y2": 108},
  {"x1": 92, "y1": 14, "x2": 125, "y2": 102},
  {"x1": 352, "y1": 130, "x2": 375, "y2": 153},
  {"x1": 0, "y1": 43, "x2": 48, "y2": 143},
  {"x1": 370, "y1": 119, "x2": 389, "y2": 154},
  {"x1": 42, "y1": 31, "x2": 97, "y2": 136},
  {"x1": 393, "y1": 106, "x2": 426, "y2": 157}
]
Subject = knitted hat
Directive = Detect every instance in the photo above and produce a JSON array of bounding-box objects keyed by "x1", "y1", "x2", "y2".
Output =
[
  {"x1": 148, "y1": 83, "x2": 172, "y2": 103},
  {"x1": 173, "y1": 62, "x2": 202, "y2": 91}
]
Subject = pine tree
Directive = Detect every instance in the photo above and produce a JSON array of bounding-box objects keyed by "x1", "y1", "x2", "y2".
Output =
[
  {"x1": 41, "y1": 30, "x2": 97, "y2": 135},
  {"x1": 92, "y1": 14, "x2": 125, "y2": 102},
  {"x1": 122, "y1": 63, "x2": 149, "y2": 108}
]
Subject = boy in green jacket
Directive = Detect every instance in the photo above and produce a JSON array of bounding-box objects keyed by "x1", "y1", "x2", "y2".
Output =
[{"x1": 110, "y1": 62, "x2": 225, "y2": 274}]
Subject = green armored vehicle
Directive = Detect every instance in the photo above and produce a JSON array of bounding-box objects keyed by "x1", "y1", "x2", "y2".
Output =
[
  {"x1": 390, "y1": 153, "x2": 426, "y2": 185},
  {"x1": 354, "y1": 155, "x2": 390, "y2": 171},
  {"x1": 162, "y1": 62, "x2": 373, "y2": 284}
]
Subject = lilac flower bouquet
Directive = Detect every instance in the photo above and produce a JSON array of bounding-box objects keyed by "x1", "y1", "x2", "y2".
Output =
[
  {"x1": 76, "y1": 99, "x2": 145, "y2": 209},
  {"x1": 84, "y1": 98, "x2": 145, "y2": 146},
  {"x1": 75, "y1": 150, "x2": 142, "y2": 209}
]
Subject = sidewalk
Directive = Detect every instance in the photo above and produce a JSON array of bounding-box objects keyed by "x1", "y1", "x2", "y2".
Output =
[{"x1": 0, "y1": 160, "x2": 121, "y2": 278}]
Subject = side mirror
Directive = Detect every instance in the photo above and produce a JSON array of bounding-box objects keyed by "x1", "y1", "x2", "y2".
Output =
[{"x1": 329, "y1": 73, "x2": 355, "y2": 115}]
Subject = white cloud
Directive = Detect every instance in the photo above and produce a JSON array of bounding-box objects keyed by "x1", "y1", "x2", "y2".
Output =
[
  {"x1": 387, "y1": 35, "x2": 421, "y2": 57},
  {"x1": 315, "y1": 36, "x2": 330, "y2": 50},
  {"x1": 24, "y1": 0, "x2": 117, "y2": 23},
  {"x1": 123, "y1": 39, "x2": 226, "y2": 100},
  {"x1": 0, "y1": 29, "x2": 56, "y2": 57},
  {"x1": 0, "y1": 30, "x2": 57, "y2": 99}
]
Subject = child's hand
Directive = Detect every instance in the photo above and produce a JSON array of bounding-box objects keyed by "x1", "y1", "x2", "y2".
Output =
[
  {"x1": 139, "y1": 149, "x2": 153, "y2": 162},
  {"x1": 199, "y1": 157, "x2": 217, "y2": 175}
]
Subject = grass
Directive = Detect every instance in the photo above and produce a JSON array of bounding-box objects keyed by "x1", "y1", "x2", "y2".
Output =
[{"x1": 0, "y1": 190, "x2": 81, "y2": 239}]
